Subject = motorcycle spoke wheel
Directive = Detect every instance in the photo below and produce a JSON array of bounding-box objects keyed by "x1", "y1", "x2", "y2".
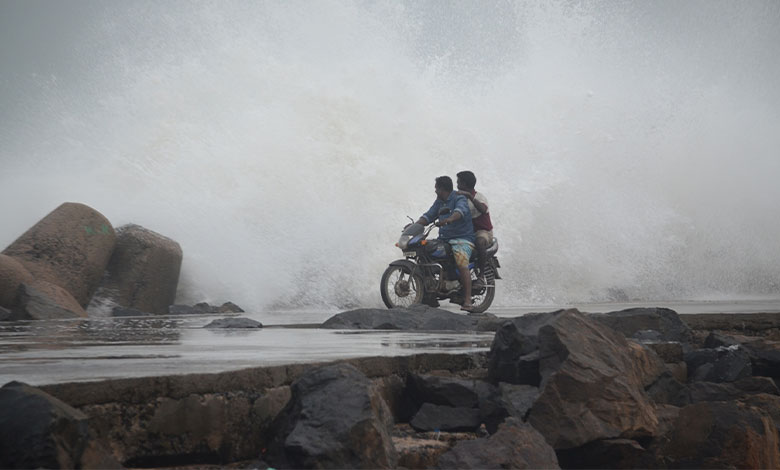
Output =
[{"x1": 380, "y1": 265, "x2": 424, "y2": 309}]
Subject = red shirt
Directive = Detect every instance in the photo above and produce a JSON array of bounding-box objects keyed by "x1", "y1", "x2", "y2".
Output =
[{"x1": 468, "y1": 191, "x2": 493, "y2": 232}]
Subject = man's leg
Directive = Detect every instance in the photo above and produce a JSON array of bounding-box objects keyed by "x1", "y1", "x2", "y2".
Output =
[
  {"x1": 475, "y1": 230, "x2": 492, "y2": 280},
  {"x1": 450, "y1": 240, "x2": 474, "y2": 310}
]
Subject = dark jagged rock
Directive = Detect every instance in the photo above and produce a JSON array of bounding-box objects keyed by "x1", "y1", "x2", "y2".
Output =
[
  {"x1": 479, "y1": 383, "x2": 540, "y2": 434},
  {"x1": 487, "y1": 310, "x2": 566, "y2": 384},
  {"x1": 684, "y1": 346, "x2": 752, "y2": 382},
  {"x1": 0, "y1": 381, "x2": 120, "y2": 469},
  {"x1": 435, "y1": 417, "x2": 560, "y2": 469},
  {"x1": 557, "y1": 438, "x2": 647, "y2": 469},
  {"x1": 589, "y1": 307, "x2": 693, "y2": 344},
  {"x1": 268, "y1": 363, "x2": 397, "y2": 469},
  {"x1": 671, "y1": 377, "x2": 779, "y2": 406},
  {"x1": 406, "y1": 373, "x2": 481, "y2": 408},
  {"x1": 410, "y1": 403, "x2": 481, "y2": 432},
  {"x1": 527, "y1": 310, "x2": 664, "y2": 449},
  {"x1": 639, "y1": 400, "x2": 780, "y2": 469},
  {"x1": 321, "y1": 304, "x2": 501, "y2": 331},
  {"x1": 2, "y1": 202, "x2": 116, "y2": 307},
  {"x1": 740, "y1": 338, "x2": 780, "y2": 379},
  {"x1": 204, "y1": 317, "x2": 262, "y2": 329},
  {"x1": 704, "y1": 331, "x2": 741, "y2": 348}
]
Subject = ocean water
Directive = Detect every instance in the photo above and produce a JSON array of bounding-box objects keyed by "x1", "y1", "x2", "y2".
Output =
[{"x1": 1, "y1": 0, "x2": 779, "y2": 313}]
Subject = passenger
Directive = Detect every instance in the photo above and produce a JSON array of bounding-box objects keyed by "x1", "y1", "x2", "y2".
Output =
[{"x1": 456, "y1": 170, "x2": 494, "y2": 283}]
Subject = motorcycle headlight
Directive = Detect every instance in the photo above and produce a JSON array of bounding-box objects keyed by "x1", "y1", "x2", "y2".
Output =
[{"x1": 398, "y1": 235, "x2": 411, "y2": 250}]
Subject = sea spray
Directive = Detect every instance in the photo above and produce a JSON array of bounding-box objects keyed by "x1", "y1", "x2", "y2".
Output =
[{"x1": 1, "y1": 0, "x2": 778, "y2": 310}]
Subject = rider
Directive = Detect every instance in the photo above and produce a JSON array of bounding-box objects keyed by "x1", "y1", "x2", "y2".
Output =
[
  {"x1": 456, "y1": 170, "x2": 493, "y2": 284},
  {"x1": 416, "y1": 176, "x2": 476, "y2": 312}
]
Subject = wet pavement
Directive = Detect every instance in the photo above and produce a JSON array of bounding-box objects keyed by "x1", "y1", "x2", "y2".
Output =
[{"x1": 2, "y1": 300, "x2": 780, "y2": 386}]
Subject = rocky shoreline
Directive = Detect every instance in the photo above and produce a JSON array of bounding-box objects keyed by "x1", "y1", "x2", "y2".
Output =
[{"x1": 3, "y1": 307, "x2": 780, "y2": 469}]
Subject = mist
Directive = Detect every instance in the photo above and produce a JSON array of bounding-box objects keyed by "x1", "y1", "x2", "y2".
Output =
[{"x1": 1, "y1": 0, "x2": 779, "y2": 310}]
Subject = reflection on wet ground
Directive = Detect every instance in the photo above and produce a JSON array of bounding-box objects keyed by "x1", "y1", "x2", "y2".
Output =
[
  {"x1": 0, "y1": 314, "x2": 493, "y2": 386},
  {"x1": 3, "y1": 300, "x2": 780, "y2": 386}
]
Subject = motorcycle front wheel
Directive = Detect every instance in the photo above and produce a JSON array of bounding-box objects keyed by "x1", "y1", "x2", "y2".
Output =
[{"x1": 380, "y1": 264, "x2": 424, "y2": 308}]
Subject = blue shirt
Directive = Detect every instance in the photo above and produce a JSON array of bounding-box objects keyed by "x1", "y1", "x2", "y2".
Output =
[{"x1": 421, "y1": 191, "x2": 475, "y2": 243}]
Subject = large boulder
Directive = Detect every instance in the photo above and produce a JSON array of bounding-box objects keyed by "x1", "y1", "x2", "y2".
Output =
[
  {"x1": 435, "y1": 417, "x2": 560, "y2": 469},
  {"x1": 526, "y1": 310, "x2": 664, "y2": 449},
  {"x1": 0, "y1": 381, "x2": 120, "y2": 469},
  {"x1": 589, "y1": 307, "x2": 693, "y2": 344},
  {"x1": 0, "y1": 253, "x2": 34, "y2": 308},
  {"x1": 9, "y1": 280, "x2": 88, "y2": 320},
  {"x1": 268, "y1": 363, "x2": 398, "y2": 469},
  {"x1": 2, "y1": 202, "x2": 116, "y2": 307},
  {"x1": 92, "y1": 224, "x2": 182, "y2": 315},
  {"x1": 487, "y1": 310, "x2": 567, "y2": 384}
]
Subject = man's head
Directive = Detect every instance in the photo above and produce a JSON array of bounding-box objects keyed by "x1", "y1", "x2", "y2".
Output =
[
  {"x1": 435, "y1": 175, "x2": 453, "y2": 201},
  {"x1": 456, "y1": 170, "x2": 476, "y2": 191}
]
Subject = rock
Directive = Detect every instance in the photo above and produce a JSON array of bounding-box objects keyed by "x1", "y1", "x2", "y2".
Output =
[
  {"x1": 0, "y1": 253, "x2": 34, "y2": 308},
  {"x1": 406, "y1": 373, "x2": 481, "y2": 408},
  {"x1": 557, "y1": 438, "x2": 647, "y2": 469},
  {"x1": 204, "y1": 318, "x2": 262, "y2": 329},
  {"x1": 487, "y1": 310, "x2": 566, "y2": 384},
  {"x1": 527, "y1": 310, "x2": 662, "y2": 449},
  {"x1": 111, "y1": 306, "x2": 154, "y2": 317},
  {"x1": 0, "y1": 381, "x2": 120, "y2": 469},
  {"x1": 168, "y1": 304, "x2": 204, "y2": 315},
  {"x1": 589, "y1": 307, "x2": 693, "y2": 344},
  {"x1": 10, "y1": 281, "x2": 87, "y2": 320},
  {"x1": 268, "y1": 363, "x2": 397, "y2": 469},
  {"x1": 641, "y1": 400, "x2": 780, "y2": 469},
  {"x1": 410, "y1": 403, "x2": 481, "y2": 432},
  {"x1": 92, "y1": 224, "x2": 182, "y2": 315},
  {"x1": 435, "y1": 417, "x2": 560, "y2": 469},
  {"x1": 2, "y1": 202, "x2": 116, "y2": 307},
  {"x1": 218, "y1": 301, "x2": 245, "y2": 313},
  {"x1": 672, "y1": 377, "x2": 779, "y2": 406},
  {"x1": 684, "y1": 346, "x2": 752, "y2": 383},
  {"x1": 704, "y1": 331, "x2": 741, "y2": 348},
  {"x1": 321, "y1": 304, "x2": 499, "y2": 331},
  {"x1": 741, "y1": 338, "x2": 780, "y2": 379},
  {"x1": 645, "y1": 341, "x2": 684, "y2": 363},
  {"x1": 479, "y1": 383, "x2": 540, "y2": 434}
]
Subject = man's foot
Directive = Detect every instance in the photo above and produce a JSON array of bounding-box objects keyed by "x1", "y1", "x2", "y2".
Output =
[{"x1": 460, "y1": 304, "x2": 475, "y2": 313}]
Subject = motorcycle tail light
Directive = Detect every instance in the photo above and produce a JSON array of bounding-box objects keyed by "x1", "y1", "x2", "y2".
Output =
[{"x1": 421, "y1": 240, "x2": 427, "y2": 245}]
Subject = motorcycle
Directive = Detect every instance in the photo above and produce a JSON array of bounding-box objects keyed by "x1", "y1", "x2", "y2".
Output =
[{"x1": 380, "y1": 212, "x2": 501, "y2": 314}]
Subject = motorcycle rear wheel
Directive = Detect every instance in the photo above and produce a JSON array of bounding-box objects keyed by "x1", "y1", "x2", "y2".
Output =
[
  {"x1": 468, "y1": 266, "x2": 496, "y2": 314},
  {"x1": 380, "y1": 265, "x2": 425, "y2": 309}
]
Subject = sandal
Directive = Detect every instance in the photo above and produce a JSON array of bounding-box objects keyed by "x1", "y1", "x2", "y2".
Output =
[{"x1": 460, "y1": 304, "x2": 475, "y2": 313}]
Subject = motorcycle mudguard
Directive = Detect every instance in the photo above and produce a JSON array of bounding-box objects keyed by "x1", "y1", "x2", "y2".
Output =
[{"x1": 388, "y1": 259, "x2": 418, "y2": 271}]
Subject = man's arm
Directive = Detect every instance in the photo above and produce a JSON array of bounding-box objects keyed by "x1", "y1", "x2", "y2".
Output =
[
  {"x1": 457, "y1": 190, "x2": 488, "y2": 214},
  {"x1": 437, "y1": 210, "x2": 462, "y2": 226},
  {"x1": 418, "y1": 200, "x2": 442, "y2": 225}
]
